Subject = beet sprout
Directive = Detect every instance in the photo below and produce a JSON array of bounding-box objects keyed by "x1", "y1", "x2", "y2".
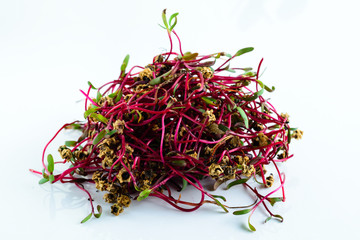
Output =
[{"x1": 32, "y1": 9, "x2": 303, "y2": 230}]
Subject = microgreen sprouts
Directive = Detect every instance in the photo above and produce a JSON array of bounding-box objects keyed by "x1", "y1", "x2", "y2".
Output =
[{"x1": 31, "y1": 9, "x2": 302, "y2": 230}]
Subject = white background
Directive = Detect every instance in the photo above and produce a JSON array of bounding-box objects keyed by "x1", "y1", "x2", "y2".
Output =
[{"x1": 1, "y1": 0, "x2": 359, "y2": 239}]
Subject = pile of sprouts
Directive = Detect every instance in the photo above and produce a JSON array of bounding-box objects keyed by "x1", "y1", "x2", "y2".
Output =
[{"x1": 31, "y1": 10, "x2": 302, "y2": 231}]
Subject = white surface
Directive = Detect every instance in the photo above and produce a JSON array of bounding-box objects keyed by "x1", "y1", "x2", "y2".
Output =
[{"x1": 1, "y1": 0, "x2": 360, "y2": 239}]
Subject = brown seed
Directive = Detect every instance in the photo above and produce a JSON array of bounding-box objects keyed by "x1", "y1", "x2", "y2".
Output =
[
  {"x1": 208, "y1": 163, "x2": 223, "y2": 179},
  {"x1": 117, "y1": 194, "x2": 131, "y2": 207},
  {"x1": 117, "y1": 168, "x2": 131, "y2": 183},
  {"x1": 111, "y1": 203, "x2": 124, "y2": 216}
]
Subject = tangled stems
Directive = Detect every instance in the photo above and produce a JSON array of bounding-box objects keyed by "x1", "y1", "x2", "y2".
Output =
[{"x1": 31, "y1": 10, "x2": 303, "y2": 230}]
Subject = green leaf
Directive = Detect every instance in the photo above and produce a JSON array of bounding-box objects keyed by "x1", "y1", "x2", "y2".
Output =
[
  {"x1": 150, "y1": 68, "x2": 172, "y2": 85},
  {"x1": 89, "y1": 113, "x2": 108, "y2": 124},
  {"x1": 171, "y1": 160, "x2": 186, "y2": 167},
  {"x1": 96, "y1": 114, "x2": 109, "y2": 124},
  {"x1": 121, "y1": 54, "x2": 130, "y2": 77},
  {"x1": 269, "y1": 125, "x2": 280, "y2": 130},
  {"x1": 49, "y1": 174, "x2": 55, "y2": 183},
  {"x1": 213, "y1": 198, "x2": 228, "y2": 213},
  {"x1": 265, "y1": 216, "x2": 272, "y2": 223},
  {"x1": 218, "y1": 124, "x2": 230, "y2": 132},
  {"x1": 88, "y1": 81, "x2": 96, "y2": 90},
  {"x1": 226, "y1": 178, "x2": 248, "y2": 189},
  {"x1": 268, "y1": 197, "x2": 283, "y2": 206},
  {"x1": 108, "y1": 90, "x2": 122, "y2": 99},
  {"x1": 190, "y1": 85, "x2": 201, "y2": 91},
  {"x1": 72, "y1": 123, "x2": 82, "y2": 130},
  {"x1": 201, "y1": 96, "x2": 217, "y2": 105},
  {"x1": 242, "y1": 88, "x2": 264, "y2": 101},
  {"x1": 133, "y1": 114, "x2": 138, "y2": 122},
  {"x1": 227, "y1": 104, "x2": 232, "y2": 112},
  {"x1": 162, "y1": 9, "x2": 169, "y2": 30},
  {"x1": 287, "y1": 127, "x2": 291, "y2": 144},
  {"x1": 181, "y1": 178, "x2": 188, "y2": 191},
  {"x1": 264, "y1": 215, "x2": 283, "y2": 223},
  {"x1": 94, "y1": 205, "x2": 102, "y2": 218},
  {"x1": 65, "y1": 141, "x2": 77, "y2": 147},
  {"x1": 69, "y1": 164, "x2": 75, "y2": 175},
  {"x1": 242, "y1": 79, "x2": 269, "y2": 101},
  {"x1": 115, "y1": 90, "x2": 123, "y2": 103},
  {"x1": 158, "y1": 24, "x2": 166, "y2": 29},
  {"x1": 137, "y1": 189, "x2": 151, "y2": 201},
  {"x1": 173, "y1": 84, "x2": 179, "y2": 96},
  {"x1": 47, "y1": 154, "x2": 54, "y2": 173},
  {"x1": 149, "y1": 77, "x2": 162, "y2": 85},
  {"x1": 182, "y1": 52, "x2": 198, "y2": 61},
  {"x1": 106, "y1": 129, "x2": 118, "y2": 137},
  {"x1": 93, "y1": 130, "x2": 107, "y2": 145},
  {"x1": 225, "y1": 53, "x2": 232, "y2": 58},
  {"x1": 96, "y1": 91, "x2": 102, "y2": 103},
  {"x1": 212, "y1": 194, "x2": 227, "y2": 202},
  {"x1": 236, "y1": 106, "x2": 249, "y2": 129},
  {"x1": 39, "y1": 178, "x2": 49, "y2": 184},
  {"x1": 84, "y1": 106, "x2": 100, "y2": 119},
  {"x1": 169, "y1": 12, "x2": 179, "y2": 31},
  {"x1": 234, "y1": 47, "x2": 254, "y2": 57},
  {"x1": 108, "y1": 92, "x2": 116, "y2": 98},
  {"x1": 81, "y1": 213, "x2": 92, "y2": 224},
  {"x1": 264, "y1": 84, "x2": 275, "y2": 92},
  {"x1": 233, "y1": 208, "x2": 252, "y2": 215},
  {"x1": 248, "y1": 219, "x2": 256, "y2": 231},
  {"x1": 213, "y1": 52, "x2": 221, "y2": 59},
  {"x1": 273, "y1": 214, "x2": 284, "y2": 222}
]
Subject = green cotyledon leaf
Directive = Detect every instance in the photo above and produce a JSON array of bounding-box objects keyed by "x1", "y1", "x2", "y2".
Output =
[
  {"x1": 89, "y1": 113, "x2": 108, "y2": 124},
  {"x1": 233, "y1": 208, "x2": 252, "y2": 215},
  {"x1": 162, "y1": 9, "x2": 169, "y2": 29},
  {"x1": 84, "y1": 105, "x2": 100, "y2": 119},
  {"x1": 201, "y1": 96, "x2": 217, "y2": 105},
  {"x1": 137, "y1": 189, "x2": 152, "y2": 201},
  {"x1": 267, "y1": 197, "x2": 283, "y2": 206},
  {"x1": 181, "y1": 178, "x2": 188, "y2": 191},
  {"x1": 94, "y1": 205, "x2": 102, "y2": 218},
  {"x1": 213, "y1": 198, "x2": 228, "y2": 213},
  {"x1": 65, "y1": 141, "x2": 77, "y2": 147},
  {"x1": 226, "y1": 178, "x2": 249, "y2": 189},
  {"x1": 47, "y1": 154, "x2": 54, "y2": 173},
  {"x1": 93, "y1": 129, "x2": 107, "y2": 145},
  {"x1": 96, "y1": 91, "x2": 102, "y2": 103},
  {"x1": 248, "y1": 219, "x2": 256, "y2": 231},
  {"x1": 80, "y1": 213, "x2": 92, "y2": 224},
  {"x1": 236, "y1": 106, "x2": 249, "y2": 129},
  {"x1": 169, "y1": 12, "x2": 179, "y2": 31},
  {"x1": 120, "y1": 54, "x2": 130, "y2": 77},
  {"x1": 49, "y1": 174, "x2": 55, "y2": 183},
  {"x1": 212, "y1": 195, "x2": 227, "y2": 202},
  {"x1": 39, "y1": 178, "x2": 49, "y2": 184},
  {"x1": 88, "y1": 81, "x2": 96, "y2": 90},
  {"x1": 234, "y1": 47, "x2": 254, "y2": 57}
]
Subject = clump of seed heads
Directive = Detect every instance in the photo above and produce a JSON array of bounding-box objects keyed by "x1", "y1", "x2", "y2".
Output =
[{"x1": 30, "y1": 10, "x2": 302, "y2": 231}]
